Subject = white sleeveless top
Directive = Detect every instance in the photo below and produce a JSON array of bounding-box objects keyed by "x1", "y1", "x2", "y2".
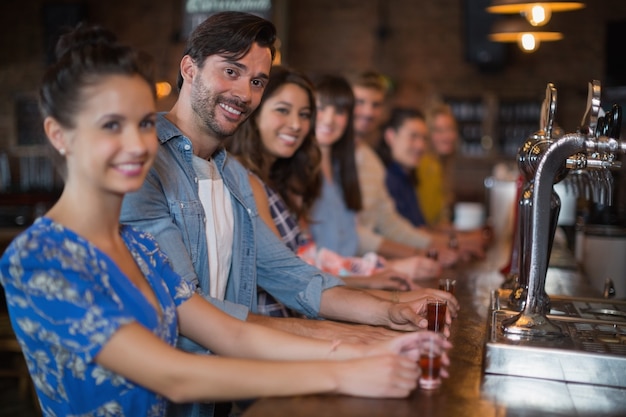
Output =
[{"x1": 192, "y1": 154, "x2": 234, "y2": 300}]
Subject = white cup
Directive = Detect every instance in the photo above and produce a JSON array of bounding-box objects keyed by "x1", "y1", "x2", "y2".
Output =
[
  {"x1": 553, "y1": 182, "x2": 576, "y2": 226},
  {"x1": 581, "y1": 225, "x2": 626, "y2": 299},
  {"x1": 485, "y1": 177, "x2": 517, "y2": 241},
  {"x1": 453, "y1": 202, "x2": 485, "y2": 231}
]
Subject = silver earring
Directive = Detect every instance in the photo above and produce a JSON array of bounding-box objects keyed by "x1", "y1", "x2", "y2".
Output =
[{"x1": 59, "y1": 148, "x2": 66, "y2": 156}]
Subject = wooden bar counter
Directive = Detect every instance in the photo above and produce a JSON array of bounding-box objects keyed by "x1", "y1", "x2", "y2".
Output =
[{"x1": 242, "y1": 235, "x2": 626, "y2": 417}]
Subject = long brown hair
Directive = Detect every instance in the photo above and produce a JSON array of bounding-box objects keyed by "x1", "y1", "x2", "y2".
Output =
[
  {"x1": 228, "y1": 65, "x2": 321, "y2": 220},
  {"x1": 313, "y1": 74, "x2": 362, "y2": 211}
]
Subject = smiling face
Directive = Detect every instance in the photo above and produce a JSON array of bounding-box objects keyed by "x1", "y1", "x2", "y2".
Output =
[
  {"x1": 352, "y1": 85, "x2": 386, "y2": 140},
  {"x1": 57, "y1": 74, "x2": 158, "y2": 196},
  {"x1": 186, "y1": 42, "x2": 272, "y2": 141},
  {"x1": 256, "y1": 82, "x2": 313, "y2": 162},
  {"x1": 430, "y1": 112, "x2": 458, "y2": 156},
  {"x1": 315, "y1": 101, "x2": 349, "y2": 148},
  {"x1": 385, "y1": 116, "x2": 428, "y2": 170}
]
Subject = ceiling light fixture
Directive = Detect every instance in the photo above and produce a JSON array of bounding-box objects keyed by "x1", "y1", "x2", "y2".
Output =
[
  {"x1": 486, "y1": 1, "x2": 585, "y2": 26},
  {"x1": 488, "y1": 16, "x2": 563, "y2": 52}
]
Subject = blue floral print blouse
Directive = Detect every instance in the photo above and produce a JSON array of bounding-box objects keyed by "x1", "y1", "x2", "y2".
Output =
[{"x1": 0, "y1": 217, "x2": 194, "y2": 416}]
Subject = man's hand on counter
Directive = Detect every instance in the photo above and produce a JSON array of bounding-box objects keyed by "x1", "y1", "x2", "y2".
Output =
[{"x1": 396, "y1": 288, "x2": 459, "y2": 317}]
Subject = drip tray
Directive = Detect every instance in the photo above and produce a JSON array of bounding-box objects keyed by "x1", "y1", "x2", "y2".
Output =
[
  {"x1": 550, "y1": 298, "x2": 626, "y2": 322},
  {"x1": 484, "y1": 291, "x2": 626, "y2": 388},
  {"x1": 492, "y1": 290, "x2": 626, "y2": 323}
]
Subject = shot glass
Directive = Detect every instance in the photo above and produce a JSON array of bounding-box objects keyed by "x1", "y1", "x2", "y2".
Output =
[
  {"x1": 426, "y1": 298, "x2": 447, "y2": 333},
  {"x1": 418, "y1": 337, "x2": 443, "y2": 390},
  {"x1": 438, "y1": 278, "x2": 456, "y2": 295}
]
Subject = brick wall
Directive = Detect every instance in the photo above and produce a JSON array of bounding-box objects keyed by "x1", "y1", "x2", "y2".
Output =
[
  {"x1": 284, "y1": 0, "x2": 626, "y2": 132},
  {"x1": 0, "y1": 0, "x2": 184, "y2": 153},
  {"x1": 1, "y1": 0, "x2": 625, "y2": 196}
]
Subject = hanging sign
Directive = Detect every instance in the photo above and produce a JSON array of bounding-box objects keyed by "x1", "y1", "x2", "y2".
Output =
[{"x1": 182, "y1": 0, "x2": 272, "y2": 39}]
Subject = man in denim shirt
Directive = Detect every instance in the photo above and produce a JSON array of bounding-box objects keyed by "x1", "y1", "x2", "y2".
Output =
[{"x1": 121, "y1": 13, "x2": 457, "y2": 416}]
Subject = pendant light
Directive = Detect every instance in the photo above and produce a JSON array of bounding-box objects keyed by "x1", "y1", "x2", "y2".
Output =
[
  {"x1": 488, "y1": 16, "x2": 563, "y2": 53},
  {"x1": 486, "y1": 1, "x2": 586, "y2": 26}
]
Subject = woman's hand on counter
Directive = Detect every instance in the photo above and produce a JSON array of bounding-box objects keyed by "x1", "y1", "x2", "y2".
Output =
[
  {"x1": 362, "y1": 329, "x2": 452, "y2": 362},
  {"x1": 332, "y1": 331, "x2": 451, "y2": 398},
  {"x1": 331, "y1": 353, "x2": 419, "y2": 398}
]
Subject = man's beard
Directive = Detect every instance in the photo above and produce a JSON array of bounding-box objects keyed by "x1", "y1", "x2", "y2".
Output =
[{"x1": 190, "y1": 77, "x2": 249, "y2": 140}]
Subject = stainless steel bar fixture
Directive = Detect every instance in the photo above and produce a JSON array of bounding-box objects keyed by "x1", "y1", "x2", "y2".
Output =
[
  {"x1": 504, "y1": 83, "x2": 562, "y2": 311},
  {"x1": 485, "y1": 80, "x2": 626, "y2": 388},
  {"x1": 503, "y1": 80, "x2": 624, "y2": 337}
]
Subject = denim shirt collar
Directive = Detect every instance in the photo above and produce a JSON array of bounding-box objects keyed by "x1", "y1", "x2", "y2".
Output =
[
  {"x1": 156, "y1": 112, "x2": 228, "y2": 170},
  {"x1": 155, "y1": 112, "x2": 180, "y2": 145}
]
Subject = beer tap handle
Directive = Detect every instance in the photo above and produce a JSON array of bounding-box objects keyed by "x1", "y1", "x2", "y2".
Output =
[
  {"x1": 579, "y1": 80, "x2": 602, "y2": 137},
  {"x1": 607, "y1": 104, "x2": 622, "y2": 139},
  {"x1": 595, "y1": 115, "x2": 607, "y2": 139},
  {"x1": 540, "y1": 83, "x2": 557, "y2": 138}
]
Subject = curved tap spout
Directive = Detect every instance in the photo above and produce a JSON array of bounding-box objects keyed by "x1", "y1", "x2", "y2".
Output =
[{"x1": 503, "y1": 133, "x2": 588, "y2": 337}]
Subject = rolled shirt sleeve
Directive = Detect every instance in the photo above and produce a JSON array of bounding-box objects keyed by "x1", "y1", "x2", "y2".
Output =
[{"x1": 253, "y1": 216, "x2": 345, "y2": 318}]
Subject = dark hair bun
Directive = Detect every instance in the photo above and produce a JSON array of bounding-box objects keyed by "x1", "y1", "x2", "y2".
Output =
[
  {"x1": 54, "y1": 24, "x2": 118, "y2": 62},
  {"x1": 39, "y1": 23, "x2": 155, "y2": 129}
]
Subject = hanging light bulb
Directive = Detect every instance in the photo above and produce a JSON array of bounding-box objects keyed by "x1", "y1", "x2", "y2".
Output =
[
  {"x1": 519, "y1": 33, "x2": 539, "y2": 52},
  {"x1": 526, "y1": 4, "x2": 552, "y2": 26}
]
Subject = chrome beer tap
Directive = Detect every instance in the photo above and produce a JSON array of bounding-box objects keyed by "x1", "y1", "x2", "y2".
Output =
[
  {"x1": 504, "y1": 83, "x2": 562, "y2": 311},
  {"x1": 565, "y1": 101, "x2": 623, "y2": 207},
  {"x1": 502, "y1": 80, "x2": 625, "y2": 338}
]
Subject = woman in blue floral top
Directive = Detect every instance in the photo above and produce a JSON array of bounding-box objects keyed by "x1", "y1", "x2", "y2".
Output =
[{"x1": 0, "y1": 22, "x2": 451, "y2": 417}]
